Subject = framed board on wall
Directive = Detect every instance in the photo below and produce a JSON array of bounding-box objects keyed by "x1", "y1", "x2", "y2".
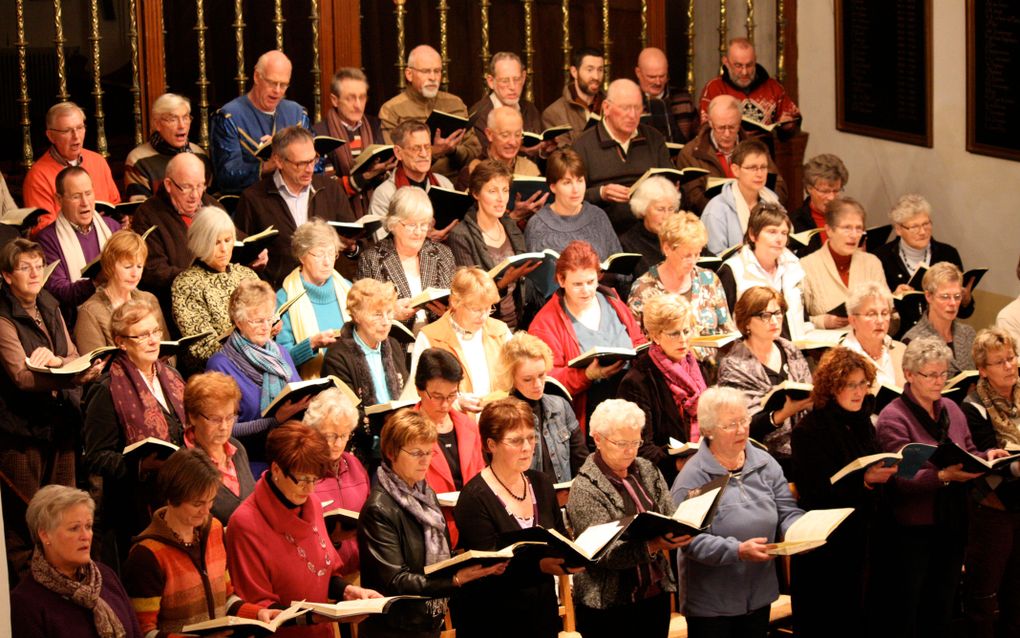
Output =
[
  {"x1": 835, "y1": 0, "x2": 932, "y2": 147},
  {"x1": 967, "y1": 0, "x2": 1020, "y2": 162}
]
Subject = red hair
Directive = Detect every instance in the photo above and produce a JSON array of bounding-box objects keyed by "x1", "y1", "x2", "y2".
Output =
[
  {"x1": 555, "y1": 240, "x2": 601, "y2": 280},
  {"x1": 265, "y1": 422, "x2": 332, "y2": 478}
]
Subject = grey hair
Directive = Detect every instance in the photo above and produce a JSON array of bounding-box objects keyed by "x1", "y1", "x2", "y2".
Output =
[
  {"x1": 824, "y1": 196, "x2": 866, "y2": 228},
  {"x1": 802, "y1": 154, "x2": 848, "y2": 189},
  {"x1": 254, "y1": 50, "x2": 290, "y2": 77},
  {"x1": 921, "y1": 261, "x2": 963, "y2": 295},
  {"x1": 291, "y1": 218, "x2": 341, "y2": 260},
  {"x1": 706, "y1": 94, "x2": 740, "y2": 120},
  {"x1": 187, "y1": 206, "x2": 236, "y2": 262},
  {"x1": 486, "y1": 105, "x2": 523, "y2": 130},
  {"x1": 697, "y1": 386, "x2": 748, "y2": 437},
  {"x1": 488, "y1": 51, "x2": 524, "y2": 77},
  {"x1": 330, "y1": 67, "x2": 368, "y2": 96},
  {"x1": 46, "y1": 101, "x2": 85, "y2": 129},
  {"x1": 846, "y1": 281, "x2": 893, "y2": 315},
  {"x1": 902, "y1": 335, "x2": 953, "y2": 373},
  {"x1": 26, "y1": 484, "x2": 94, "y2": 547},
  {"x1": 407, "y1": 44, "x2": 440, "y2": 69},
  {"x1": 889, "y1": 193, "x2": 932, "y2": 225},
  {"x1": 629, "y1": 175, "x2": 680, "y2": 219},
  {"x1": 150, "y1": 93, "x2": 191, "y2": 123},
  {"x1": 385, "y1": 187, "x2": 433, "y2": 232},
  {"x1": 589, "y1": 399, "x2": 645, "y2": 438},
  {"x1": 228, "y1": 279, "x2": 276, "y2": 326},
  {"x1": 303, "y1": 388, "x2": 359, "y2": 433}
]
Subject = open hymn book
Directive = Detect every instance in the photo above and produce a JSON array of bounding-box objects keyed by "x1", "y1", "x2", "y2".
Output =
[
  {"x1": 181, "y1": 603, "x2": 308, "y2": 636},
  {"x1": 299, "y1": 595, "x2": 426, "y2": 619},
  {"x1": 829, "y1": 443, "x2": 938, "y2": 485},
  {"x1": 423, "y1": 541, "x2": 545, "y2": 577},
  {"x1": 620, "y1": 474, "x2": 729, "y2": 541},
  {"x1": 766, "y1": 508, "x2": 855, "y2": 556},
  {"x1": 501, "y1": 519, "x2": 627, "y2": 567}
]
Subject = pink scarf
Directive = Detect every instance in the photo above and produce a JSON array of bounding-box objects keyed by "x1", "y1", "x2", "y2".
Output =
[{"x1": 648, "y1": 344, "x2": 706, "y2": 442}]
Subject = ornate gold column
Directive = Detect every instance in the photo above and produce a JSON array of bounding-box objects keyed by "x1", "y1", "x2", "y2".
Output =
[
  {"x1": 53, "y1": 0, "x2": 68, "y2": 101},
  {"x1": 88, "y1": 0, "x2": 108, "y2": 156},
  {"x1": 718, "y1": 0, "x2": 728, "y2": 74},
  {"x1": 16, "y1": 0, "x2": 32, "y2": 168},
  {"x1": 746, "y1": 0, "x2": 755, "y2": 42},
  {"x1": 641, "y1": 0, "x2": 648, "y2": 48},
  {"x1": 601, "y1": 0, "x2": 611, "y2": 92},
  {"x1": 234, "y1": 0, "x2": 247, "y2": 95},
  {"x1": 128, "y1": 0, "x2": 142, "y2": 145},
  {"x1": 310, "y1": 0, "x2": 322, "y2": 122},
  {"x1": 686, "y1": 0, "x2": 696, "y2": 95},
  {"x1": 194, "y1": 0, "x2": 210, "y2": 149},
  {"x1": 480, "y1": 0, "x2": 490, "y2": 74},
  {"x1": 274, "y1": 0, "x2": 285, "y2": 50},
  {"x1": 438, "y1": 0, "x2": 449, "y2": 91},
  {"x1": 395, "y1": 0, "x2": 407, "y2": 89},
  {"x1": 776, "y1": 0, "x2": 786, "y2": 83},
  {"x1": 561, "y1": 0, "x2": 571, "y2": 86},
  {"x1": 523, "y1": 0, "x2": 535, "y2": 103}
]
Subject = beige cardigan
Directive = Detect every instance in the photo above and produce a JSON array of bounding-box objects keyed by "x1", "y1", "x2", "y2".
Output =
[
  {"x1": 801, "y1": 244, "x2": 887, "y2": 328},
  {"x1": 74, "y1": 287, "x2": 169, "y2": 354}
]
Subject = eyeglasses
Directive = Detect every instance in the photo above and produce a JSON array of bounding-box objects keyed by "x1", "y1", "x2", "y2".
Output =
[
  {"x1": 306, "y1": 250, "x2": 339, "y2": 263},
  {"x1": 809, "y1": 185, "x2": 844, "y2": 196},
  {"x1": 833, "y1": 225, "x2": 865, "y2": 235},
  {"x1": 934, "y1": 293, "x2": 963, "y2": 303},
  {"x1": 244, "y1": 317, "x2": 275, "y2": 328},
  {"x1": 256, "y1": 73, "x2": 290, "y2": 91},
  {"x1": 712, "y1": 124, "x2": 739, "y2": 133},
  {"x1": 284, "y1": 470, "x2": 319, "y2": 486},
  {"x1": 284, "y1": 156, "x2": 318, "y2": 171},
  {"x1": 398, "y1": 220, "x2": 431, "y2": 233},
  {"x1": 605, "y1": 438, "x2": 642, "y2": 450},
  {"x1": 718, "y1": 416, "x2": 751, "y2": 432},
  {"x1": 48, "y1": 124, "x2": 85, "y2": 136},
  {"x1": 738, "y1": 164, "x2": 769, "y2": 173},
  {"x1": 843, "y1": 380, "x2": 871, "y2": 392},
  {"x1": 755, "y1": 310, "x2": 784, "y2": 323},
  {"x1": 502, "y1": 434, "x2": 537, "y2": 448},
  {"x1": 366, "y1": 310, "x2": 395, "y2": 323},
  {"x1": 13, "y1": 263, "x2": 46, "y2": 274},
  {"x1": 198, "y1": 412, "x2": 238, "y2": 427},
  {"x1": 159, "y1": 114, "x2": 193, "y2": 125},
  {"x1": 913, "y1": 370, "x2": 950, "y2": 381},
  {"x1": 422, "y1": 389, "x2": 460, "y2": 404},
  {"x1": 853, "y1": 310, "x2": 891, "y2": 322},
  {"x1": 168, "y1": 177, "x2": 205, "y2": 195},
  {"x1": 400, "y1": 143, "x2": 432, "y2": 156},
  {"x1": 408, "y1": 66, "x2": 442, "y2": 77},
  {"x1": 661, "y1": 327, "x2": 694, "y2": 341},
  {"x1": 401, "y1": 448, "x2": 435, "y2": 460},
  {"x1": 986, "y1": 354, "x2": 1018, "y2": 369},
  {"x1": 122, "y1": 328, "x2": 164, "y2": 342},
  {"x1": 493, "y1": 75, "x2": 524, "y2": 87},
  {"x1": 899, "y1": 220, "x2": 932, "y2": 234},
  {"x1": 460, "y1": 305, "x2": 495, "y2": 317},
  {"x1": 323, "y1": 432, "x2": 351, "y2": 445},
  {"x1": 606, "y1": 101, "x2": 643, "y2": 115}
]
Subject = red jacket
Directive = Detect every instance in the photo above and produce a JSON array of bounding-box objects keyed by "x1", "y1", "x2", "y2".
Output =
[
  {"x1": 422, "y1": 406, "x2": 485, "y2": 548},
  {"x1": 528, "y1": 288, "x2": 646, "y2": 433}
]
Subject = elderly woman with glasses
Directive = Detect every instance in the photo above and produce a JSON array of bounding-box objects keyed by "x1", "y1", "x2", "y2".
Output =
[
  {"x1": 12, "y1": 485, "x2": 142, "y2": 638},
  {"x1": 357, "y1": 186, "x2": 455, "y2": 329},
  {"x1": 717, "y1": 286, "x2": 812, "y2": 475},
  {"x1": 408, "y1": 267, "x2": 512, "y2": 413},
  {"x1": 961, "y1": 328, "x2": 1020, "y2": 638},
  {"x1": 789, "y1": 348, "x2": 896, "y2": 637},
  {"x1": 566, "y1": 399, "x2": 686, "y2": 638},
  {"x1": 843, "y1": 281, "x2": 906, "y2": 388},
  {"x1": 903, "y1": 262, "x2": 977, "y2": 376},
  {"x1": 873, "y1": 194, "x2": 974, "y2": 339},
  {"x1": 788, "y1": 153, "x2": 848, "y2": 257},
  {"x1": 673, "y1": 386, "x2": 805, "y2": 638},
  {"x1": 303, "y1": 387, "x2": 371, "y2": 577},
  {"x1": 322, "y1": 278, "x2": 408, "y2": 469},
  {"x1": 619, "y1": 175, "x2": 681, "y2": 279},
  {"x1": 358, "y1": 408, "x2": 506, "y2": 638},
  {"x1": 496, "y1": 332, "x2": 587, "y2": 484},
  {"x1": 207, "y1": 280, "x2": 306, "y2": 476},
  {"x1": 619, "y1": 294, "x2": 707, "y2": 485},
  {"x1": 170, "y1": 206, "x2": 260, "y2": 375},
  {"x1": 452, "y1": 398, "x2": 579, "y2": 638},
  {"x1": 800, "y1": 197, "x2": 886, "y2": 330},
  {"x1": 74, "y1": 230, "x2": 169, "y2": 354},
  {"x1": 83, "y1": 298, "x2": 187, "y2": 563},
  {"x1": 181, "y1": 371, "x2": 255, "y2": 525},
  {"x1": 227, "y1": 423, "x2": 380, "y2": 637},
  {"x1": 874, "y1": 336, "x2": 1010, "y2": 638},
  {"x1": 276, "y1": 218, "x2": 353, "y2": 379}
]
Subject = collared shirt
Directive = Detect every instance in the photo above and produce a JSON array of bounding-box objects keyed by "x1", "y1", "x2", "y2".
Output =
[
  {"x1": 49, "y1": 146, "x2": 82, "y2": 167},
  {"x1": 489, "y1": 92, "x2": 520, "y2": 112},
  {"x1": 353, "y1": 326, "x2": 392, "y2": 404},
  {"x1": 603, "y1": 122, "x2": 638, "y2": 155},
  {"x1": 273, "y1": 170, "x2": 311, "y2": 226},
  {"x1": 842, "y1": 330, "x2": 898, "y2": 389},
  {"x1": 183, "y1": 428, "x2": 241, "y2": 496}
]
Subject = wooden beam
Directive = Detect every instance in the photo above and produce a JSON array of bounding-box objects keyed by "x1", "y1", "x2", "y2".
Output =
[
  {"x1": 137, "y1": 0, "x2": 166, "y2": 135},
  {"x1": 319, "y1": 0, "x2": 362, "y2": 115},
  {"x1": 648, "y1": 0, "x2": 667, "y2": 51}
]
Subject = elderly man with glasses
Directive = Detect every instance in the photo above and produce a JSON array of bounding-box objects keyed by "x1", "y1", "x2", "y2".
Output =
[
  {"x1": 368, "y1": 120, "x2": 455, "y2": 222},
  {"x1": 468, "y1": 51, "x2": 549, "y2": 157},
  {"x1": 124, "y1": 93, "x2": 210, "y2": 201}
]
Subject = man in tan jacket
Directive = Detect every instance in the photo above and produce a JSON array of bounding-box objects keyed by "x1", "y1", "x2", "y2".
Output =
[{"x1": 541, "y1": 47, "x2": 605, "y2": 147}]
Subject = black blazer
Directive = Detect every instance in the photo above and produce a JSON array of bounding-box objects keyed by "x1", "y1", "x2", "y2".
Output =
[{"x1": 787, "y1": 196, "x2": 824, "y2": 257}]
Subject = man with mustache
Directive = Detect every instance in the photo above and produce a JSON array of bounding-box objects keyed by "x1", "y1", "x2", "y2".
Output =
[
  {"x1": 23, "y1": 102, "x2": 121, "y2": 235},
  {"x1": 634, "y1": 47, "x2": 698, "y2": 144},
  {"x1": 542, "y1": 47, "x2": 606, "y2": 147},
  {"x1": 124, "y1": 93, "x2": 210, "y2": 201},
  {"x1": 698, "y1": 37, "x2": 800, "y2": 132},
  {"x1": 379, "y1": 44, "x2": 481, "y2": 179}
]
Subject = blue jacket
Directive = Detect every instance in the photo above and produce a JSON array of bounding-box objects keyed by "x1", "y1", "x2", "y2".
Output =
[
  {"x1": 701, "y1": 181, "x2": 779, "y2": 255},
  {"x1": 672, "y1": 440, "x2": 803, "y2": 617},
  {"x1": 210, "y1": 95, "x2": 311, "y2": 195},
  {"x1": 529, "y1": 394, "x2": 581, "y2": 484}
]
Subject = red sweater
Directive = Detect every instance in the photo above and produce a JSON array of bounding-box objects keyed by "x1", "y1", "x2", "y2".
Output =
[
  {"x1": 528, "y1": 289, "x2": 646, "y2": 432},
  {"x1": 312, "y1": 451, "x2": 370, "y2": 576},
  {"x1": 422, "y1": 406, "x2": 486, "y2": 547},
  {"x1": 23, "y1": 148, "x2": 121, "y2": 234}
]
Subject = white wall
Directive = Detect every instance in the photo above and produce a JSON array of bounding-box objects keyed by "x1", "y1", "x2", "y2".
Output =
[{"x1": 798, "y1": 1, "x2": 1020, "y2": 323}]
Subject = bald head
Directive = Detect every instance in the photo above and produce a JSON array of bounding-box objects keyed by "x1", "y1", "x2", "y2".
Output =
[
  {"x1": 603, "y1": 79, "x2": 644, "y2": 139},
  {"x1": 251, "y1": 50, "x2": 292, "y2": 112},
  {"x1": 164, "y1": 153, "x2": 207, "y2": 216},
  {"x1": 485, "y1": 107, "x2": 524, "y2": 162},
  {"x1": 405, "y1": 45, "x2": 442, "y2": 99},
  {"x1": 635, "y1": 47, "x2": 669, "y2": 97}
]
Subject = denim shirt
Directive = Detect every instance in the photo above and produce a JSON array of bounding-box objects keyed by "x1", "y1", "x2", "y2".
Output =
[{"x1": 529, "y1": 394, "x2": 580, "y2": 483}]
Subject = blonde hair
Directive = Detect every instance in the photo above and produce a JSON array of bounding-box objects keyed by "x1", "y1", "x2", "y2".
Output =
[
  {"x1": 449, "y1": 267, "x2": 499, "y2": 309},
  {"x1": 643, "y1": 293, "x2": 694, "y2": 339},
  {"x1": 921, "y1": 261, "x2": 963, "y2": 295},
  {"x1": 496, "y1": 332, "x2": 553, "y2": 390},
  {"x1": 659, "y1": 212, "x2": 707, "y2": 250},
  {"x1": 380, "y1": 408, "x2": 437, "y2": 466},
  {"x1": 99, "y1": 230, "x2": 148, "y2": 283},
  {"x1": 347, "y1": 278, "x2": 398, "y2": 319}
]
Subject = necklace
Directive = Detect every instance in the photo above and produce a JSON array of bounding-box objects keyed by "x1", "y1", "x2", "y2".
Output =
[
  {"x1": 491, "y1": 468, "x2": 528, "y2": 502},
  {"x1": 283, "y1": 525, "x2": 332, "y2": 577},
  {"x1": 479, "y1": 221, "x2": 505, "y2": 244},
  {"x1": 160, "y1": 511, "x2": 199, "y2": 548}
]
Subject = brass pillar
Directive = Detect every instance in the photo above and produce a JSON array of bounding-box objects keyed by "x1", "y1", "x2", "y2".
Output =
[
  {"x1": 686, "y1": 0, "x2": 695, "y2": 95},
  {"x1": 88, "y1": 0, "x2": 108, "y2": 157},
  {"x1": 776, "y1": 0, "x2": 786, "y2": 83},
  {"x1": 53, "y1": 0, "x2": 68, "y2": 101},
  {"x1": 234, "y1": 0, "x2": 247, "y2": 95},
  {"x1": 480, "y1": 0, "x2": 490, "y2": 76},
  {"x1": 195, "y1": 0, "x2": 210, "y2": 149},
  {"x1": 561, "y1": 0, "x2": 571, "y2": 87},
  {"x1": 438, "y1": 0, "x2": 449, "y2": 91},
  {"x1": 16, "y1": 0, "x2": 32, "y2": 168},
  {"x1": 641, "y1": 0, "x2": 648, "y2": 48},
  {"x1": 395, "y1": 0, "x2": 407, "y2": 89},
  {"x1": 718, "y1": 0, "x2": 728, "y2": 74},
  {"x1": 274, "y1": 0, "x2": 285, "y2": 51},
  {"x1": 746, "y1": 0, "x2": 755, "y2": 42},
  {"x1": 128, "y1": 0, "x2": 142, "y2": 145},
  {"x1": 601, "y1": 0, "x2": 611, "y2": 93},
  {"x1": 310, "y1": 0, "x2": 322, "y2": 122},
  {"x1": 523, "y1": 0, "x2": 535, "y2": 103}
]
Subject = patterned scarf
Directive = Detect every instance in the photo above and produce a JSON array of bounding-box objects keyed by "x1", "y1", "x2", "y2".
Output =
[
  {"x1": 393, "y1": 164, "x2": 440, "y2": 189},
  {"x1": 375, "y1": 463, "x2": 450, "y2": 566},
  {"x1": 149, "y1": 130, "x2": 194, "y2": 157},
  {"x1": 975, "y1": 378, "x2": 1020, "y2": 448},
  {"x1": 30, "y1": 552, "x2": 126, "y2": 638},
  {"x1": 324, "y1": 109, "x2": 375, "y2": 174},
  {"x1": 108, "y1": 351, "x2": 186, "y2": 444},
  {"x1": 223, "y1": 330, "x2": 291, "y2": 412},
  {"x1": 648, "y1": 344, "x2": 706, "y2": 442}
]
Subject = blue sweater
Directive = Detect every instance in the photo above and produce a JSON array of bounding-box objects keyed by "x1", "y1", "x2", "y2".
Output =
[
  {"x1": 672, "y1": 440, "x2": 803, "y2": 617},
  {"x1": 206, "y1": 346, "x2": 301, "y2": 440},
  {"x1": 276, "y1": 274, "x2": 350, "y2": 367}
]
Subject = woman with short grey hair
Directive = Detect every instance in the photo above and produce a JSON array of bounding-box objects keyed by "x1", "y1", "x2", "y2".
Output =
[
  {"x1": 276, "y1": 218, "x2": 352, "y2": 378},
  {"x1": 566, "y1": 398, "x2": 686, "y2": 638},
  {"x1": 875, "y1": 335, "x2": 1011, "y2": 637},
  {"x1": 844, "y1": 281, "x2": 906, "y2": 388},
  {"x1": 12, "y1": 484, "x2": 143, "y2": 637},
  {"x1": 171, "y1": 206, "x2": 259, "y2": 374},
  {"x1": 903, "y1": 262, "x2": 976, "y2": 375},
  {"x1": 673, "y1": 385, "x2": 804, "y2": 637},
  {"x1": 621, "y1": 175, "x2": 682, "y2": 278},
  {"x1": 356, "y1": 187, "x2": 455, "y2": 328}
]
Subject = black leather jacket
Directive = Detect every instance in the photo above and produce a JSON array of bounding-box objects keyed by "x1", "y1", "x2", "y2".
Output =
[{"x1": 357, "y1": 483, "x2": 457, "y2": 636}]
